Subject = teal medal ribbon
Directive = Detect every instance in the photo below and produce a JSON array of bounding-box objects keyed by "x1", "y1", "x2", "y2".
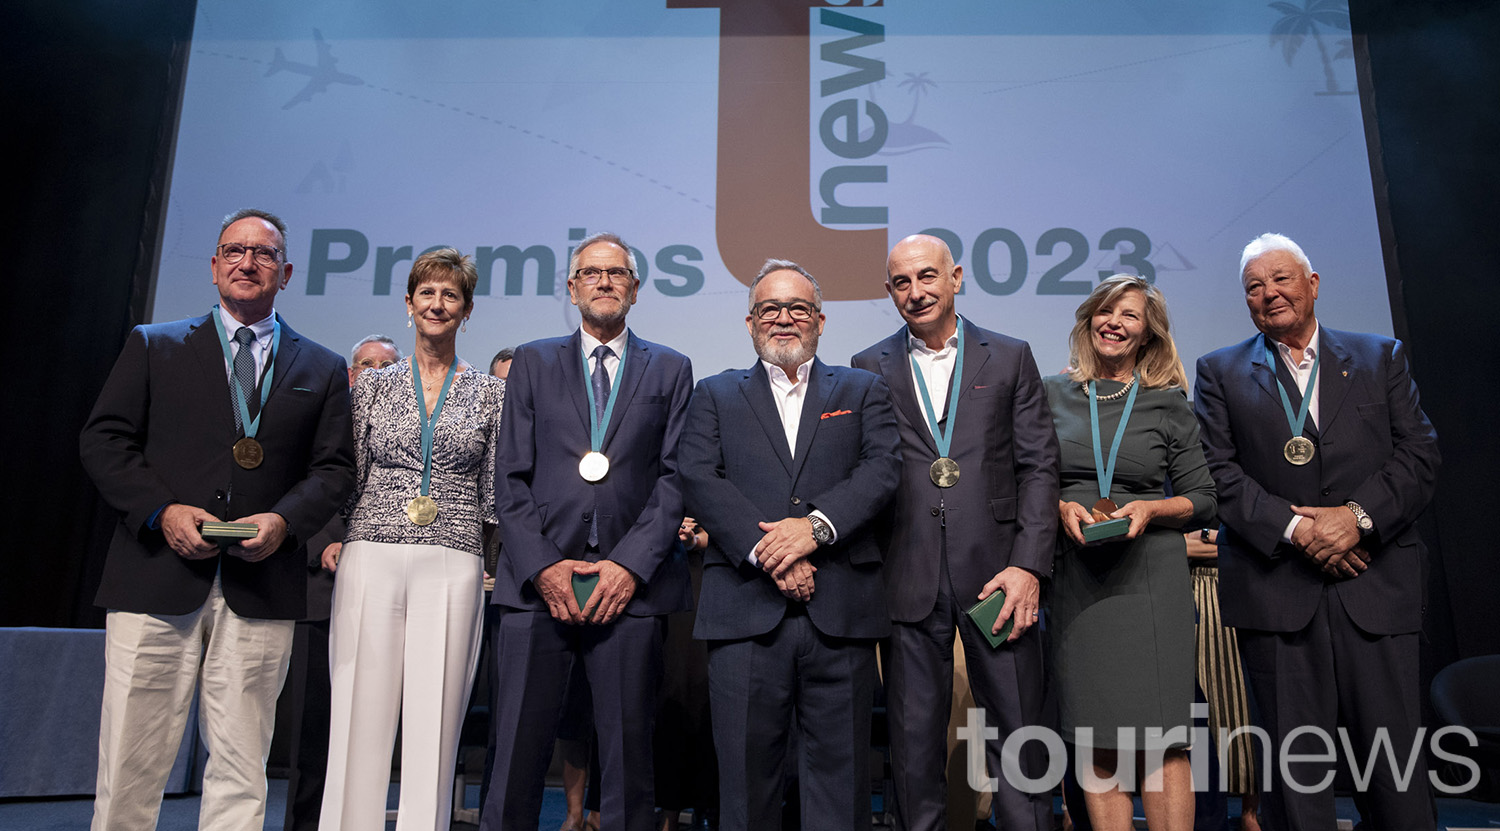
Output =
[
  {"x1": 1087, "y1": 372, "x2": 1140, "y2": 512},
  {"x1": 910, "y1": 320, "x2": 965, "y2": 487},
  {"x1": 211, "y1": 305, "x2": 281, "y2": 469},
  {"x1": 407, "y1": 357, "x2": 458, "y2": 525},
  {"x1": 1264, "y1": 340, "x2": 1320, "y2": 465},
  {"x1": 578, "y1": 336, "x2": 628, "y2": 482}
]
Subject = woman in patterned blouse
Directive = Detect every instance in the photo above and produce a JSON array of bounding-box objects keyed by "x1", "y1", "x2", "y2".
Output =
[{"x1": 319, "y1": 248, "x2": 505, "y2": 830}]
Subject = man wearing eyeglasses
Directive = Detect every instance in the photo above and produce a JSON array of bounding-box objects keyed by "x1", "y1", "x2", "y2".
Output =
[
  {"x1": 482, "y1": 232, "x2": 694, "y2": 831},
  {"x1": 852, "y1": 234, "x2": 1060, "y2": 831},
  {"x1": 79, "y1": 208, "x2": 356, "y2": 831},
  {"x1": 680, "y1": 259, "x2": 900, "y2": 831}
]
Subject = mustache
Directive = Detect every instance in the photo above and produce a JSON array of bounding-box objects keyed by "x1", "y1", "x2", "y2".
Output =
[
  {"x1": 766, "y1": 324, "x2": 800, "y2": 336},
  {"x1": 904, "y1": 297, "x2": 937, "y2": 314}
]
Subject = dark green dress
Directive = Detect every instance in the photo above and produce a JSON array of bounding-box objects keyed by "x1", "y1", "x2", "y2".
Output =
[{"x1": 1043, "y1": 375, "x2": 1216, "y2": 750}]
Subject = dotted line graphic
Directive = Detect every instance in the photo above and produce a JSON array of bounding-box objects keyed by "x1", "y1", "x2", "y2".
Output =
[{"x1": 196, "y1": 46, "x2": 715, "y2": 211}]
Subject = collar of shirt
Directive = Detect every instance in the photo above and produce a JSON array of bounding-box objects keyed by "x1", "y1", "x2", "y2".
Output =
[
  {"x1": 907, "y1": 316, "x2": 961, "y2": 425},
  {"x1": 216, "y1": 305, "x2": 276, "y2": 375},
  {"x1": 761, "y1": 357, "x2": 814, "y2": 456},
  {"x1": 1272, "y1": 320, "x2": 1321, "y2": 426},
  {"x1": 580, "y1": 327, "x2": 629, "y2": 385}
]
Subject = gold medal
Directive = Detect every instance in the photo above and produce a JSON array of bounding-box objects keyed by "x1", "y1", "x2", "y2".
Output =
[
  {"x1": 929, "y1": 457, "x2": 960, "y2": 488},
  {"x1": 232, "y1": 437, "x2": 263, "y2": 470},
  {"x1": 579, "y1": 451, "x2": 610, "y2": 483},
  {"x1": 407, "y1": 495, "x2": 438, "y2": 526},
  {"x1": 1284, "y1": 436, "x2": 1315, "y2": 465}
]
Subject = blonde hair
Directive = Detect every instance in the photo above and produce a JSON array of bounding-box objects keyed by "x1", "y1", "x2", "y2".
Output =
[{"x1": 1067, "y1": 274, "x2": 1187, "y2": 389}]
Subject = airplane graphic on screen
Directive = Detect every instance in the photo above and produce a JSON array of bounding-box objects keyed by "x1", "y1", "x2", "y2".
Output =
[{"x1": 266, "y1": 29, "x2": 363, "y2": 109}]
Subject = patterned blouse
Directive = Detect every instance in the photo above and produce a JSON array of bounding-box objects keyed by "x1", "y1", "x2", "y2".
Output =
[{"x1": 344, "y1": 358, "x2": 504, "y2": 555}]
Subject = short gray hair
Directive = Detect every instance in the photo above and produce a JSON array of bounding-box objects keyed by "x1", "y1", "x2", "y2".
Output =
[
  {"x1": 350, "y1": 334, "x2": 401, "y2": 362},
  {"x1": 568, "y1": 232, "x2": 639, "y2": 277},
  {"x1": 748, "y1": 258, "x2": 822, "y2": 312},
  {"x1": 220, "y1": 208, "x2": 289, "y2": 252},
  {"x1": 1240, "y1": 233, "x2": 1312, "y2": 279}
]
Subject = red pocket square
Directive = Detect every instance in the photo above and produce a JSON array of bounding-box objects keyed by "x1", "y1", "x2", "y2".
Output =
[{"x1": 821, "y1": 409, "x2": 853, "y2": 420}]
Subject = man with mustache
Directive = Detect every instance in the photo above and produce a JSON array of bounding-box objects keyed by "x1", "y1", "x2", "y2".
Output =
[
  {"x1": 852, "y1": 234, "x2": 1060, "y2": 831},
  {"x1": 681, "y1": 259, "x2": 900, "y2": 831},
  {"x1": 482, "y1": 232, "x2": 694, "y2": 831},
  {"x1": 1194, "y1": 233, "x2": 1440, "y2": 830}
]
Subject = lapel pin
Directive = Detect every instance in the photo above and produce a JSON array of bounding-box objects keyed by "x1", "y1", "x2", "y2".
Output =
[{"x1": 1342, "y1": 371, "x2": 1348, "y2": 377}]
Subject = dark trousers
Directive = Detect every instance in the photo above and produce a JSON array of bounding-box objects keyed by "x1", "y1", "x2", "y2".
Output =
[
  {"x1": 282, "y1": 618, "x2": 331, "y2": 831},
  {"x1": 708, "y1": 612, "x2": 877, "y2": 831},
  {"x1": 1238, "y1": 587, "x2": 1434, "y2": 831},
  {"x1": 884, "y1": 577, "x2": 1050, "y2": 831},
  {"x1": 480, "y1": 610, "x2": 664, "y2": 831}
]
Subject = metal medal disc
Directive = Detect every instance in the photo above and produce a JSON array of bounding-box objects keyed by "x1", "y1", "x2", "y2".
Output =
[
  {"x1": 406, "y1": 495, "x2": 438, "y2": 526},
  {"x1": 929, "y1": 457, "x2": 960, "y2": 488},
  {"x1": 1091, "y1": 498, "x2": 1119, "y2": 523},
  {"x1": 1284, "y1": 436, "x2": 1315, "y2": 466},
  {"x1": 232, "y1": 437, "x2": 264, "y2": 470},
  {"x1": 579, "y1": 451, "x2": 610, "y2": 483}
]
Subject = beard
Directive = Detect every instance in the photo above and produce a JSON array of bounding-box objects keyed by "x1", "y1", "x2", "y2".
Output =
[
  {"x1": 754, "y1": 324, "x2": 818, "y2": 369},
  {"x1": 578, "y1": 293, "x2": 629, "y2": 329}
]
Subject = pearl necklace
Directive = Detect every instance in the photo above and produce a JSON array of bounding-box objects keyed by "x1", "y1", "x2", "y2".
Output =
[{"x1": 1082, "y1": 374, "x2": 1136, "y2": 401}]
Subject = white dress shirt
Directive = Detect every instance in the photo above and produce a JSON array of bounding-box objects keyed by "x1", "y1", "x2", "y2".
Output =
[
  {"x1": 581, "y1": 328, "x2": 629, "y2": 389},
  {"x1": 749, "y1": 357, "x2": 836, "y2": 563},
  {"x1": 1276, "y1": 322, "x2": 1321, "y2": 543},
  {"x1": 907, "y1": 318, "x2": 962, "y2": 436}
]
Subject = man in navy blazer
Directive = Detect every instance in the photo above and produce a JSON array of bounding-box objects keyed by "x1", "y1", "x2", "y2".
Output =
[
  {"x1": 1194, "y1": 233, "x2": 1440, "y2": 831},
  {"x1": 851, "y1": 235, "x2": 1059, "y2": 831},
  {"x1": 79, "y1": 208, "x2": 356, "y2": 830},
  {"x1": 681, "y1": 259, "x2": 900, "y2": 831},
  {"x1": 482, "y1": 233, "x2": 694, "y2": 831}
]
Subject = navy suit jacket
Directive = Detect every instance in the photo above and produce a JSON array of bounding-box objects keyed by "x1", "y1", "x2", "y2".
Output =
[
  {"x1": 681, "y1": 358, "x2": 900, "y2": 642},
  {"x1": 79, "y1": 313, "x2": 356, "y2": 620},
  {"x1": 1194, "y1": 326, "x2": 1440, "y2": 635},
  {"x1": 852, "y1": 322, "x2": 1060, "y2": 623},
  {"x1": 492, "y1": 329, "x2": 693, "y2": 616}
]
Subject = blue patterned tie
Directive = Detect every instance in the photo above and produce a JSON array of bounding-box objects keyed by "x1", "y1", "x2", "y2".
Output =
[
  {"x1": 232, "y1": 327, "x2": 256, "y2": 433},
  {"x1": 591, "y1": 344, "x2": 613, "y2": 424}
]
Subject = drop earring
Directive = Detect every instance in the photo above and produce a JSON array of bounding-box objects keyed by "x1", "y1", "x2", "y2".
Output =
[
  {"x1": 407, "y1": 312, "x2": 413, "y2": 329},
  {"x1": 461, "y1": 318, "x2": 468, "y2": 333}
]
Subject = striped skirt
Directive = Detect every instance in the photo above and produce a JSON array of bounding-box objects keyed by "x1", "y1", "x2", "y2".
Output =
[{"x1": 1192, "y1": 563, "x2": 1257, "y2": 796}]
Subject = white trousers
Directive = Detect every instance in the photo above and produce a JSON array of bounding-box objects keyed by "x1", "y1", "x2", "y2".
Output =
[
  {"x1": 320, "y1": 540, "x2": 485, "y2": 831},
  {"x1": 92, "y1": 578, "x2": 295, "y2": 831}
]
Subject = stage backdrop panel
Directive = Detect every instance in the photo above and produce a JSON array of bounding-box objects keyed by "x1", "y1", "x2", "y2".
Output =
[{"x1": 150, "y1": 0, "x2": 1388, "y2": 384}]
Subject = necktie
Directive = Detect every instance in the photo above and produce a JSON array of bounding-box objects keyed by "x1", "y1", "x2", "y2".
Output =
[
  {"x1": 232, "y1": 327, "x2": 257, "y2": 433},
  {"x1": 591, "y1": 345, "x2": 614, "y2": 424},
  {"x1": 588, "y1": 344, "x2": 613, "y2": 549}
]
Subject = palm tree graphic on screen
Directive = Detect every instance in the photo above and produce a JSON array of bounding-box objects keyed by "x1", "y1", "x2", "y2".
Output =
[
  {"x1": 1269, "y1": 0, "x2": 1355, "y2": 96},
  {"x1": 876, "y1": 72, "x2": 949, "y2": 156}
]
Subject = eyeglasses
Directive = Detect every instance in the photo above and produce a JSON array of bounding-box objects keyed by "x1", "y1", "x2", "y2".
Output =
[
  {"x1": 753, "y1": 301, "x2": 819, "y2": 322},
  {"x1": 573, "y1": 267, "x2": 635, "y2": 286},
  {"x1": 355, "y1": 358, "x2": 398, "y2": 370},
  {"x1": 217, "y1": 243, "x2": 282, "y2": 267}
]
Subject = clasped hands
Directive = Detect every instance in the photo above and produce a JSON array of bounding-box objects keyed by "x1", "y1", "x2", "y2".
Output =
[
  {"x1": 161, "y1": 503, "x2": 286, "y2": 563},
  {"x1": 536, "y1": 558, "x2": 638, "y2": 625},
  {"x1": 1290, "y1": 504, "x2": 1369, "y2": 579},
  {"x1": 754, "y1": 517, "x2": 818, "y2": 602}
]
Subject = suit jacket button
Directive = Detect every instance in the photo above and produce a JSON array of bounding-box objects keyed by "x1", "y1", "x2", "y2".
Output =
[
  {"x1": 790, "y1": 496, "x2": 801, "y2": 505},
  {"x1": 582, "y1": 513, "x2": 591, "y2": 522},
  {"x1": 1322, "y1": 488, "x2": 1332, "y2": 496},
  {"x1": 930, "y1": 507, "x2": 940, "y2": 516}
]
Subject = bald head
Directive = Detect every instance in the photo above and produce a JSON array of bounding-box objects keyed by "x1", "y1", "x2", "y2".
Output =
[{"x1": 886, "y1": 234, "x2": 963, "y2": 349}]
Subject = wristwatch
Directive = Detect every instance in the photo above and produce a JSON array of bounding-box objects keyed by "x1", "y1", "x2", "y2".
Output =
[
  {"x1": 808, "y1": 514, "x2": 834, "y2": 546},
  {"x1": 1345, "y1": 501, "x2": 1374, "y2": 536}
]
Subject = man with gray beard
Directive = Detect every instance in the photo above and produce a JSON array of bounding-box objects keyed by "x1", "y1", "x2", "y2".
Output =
[{"x1": 680, "y1": 259, "x2": 901, "y2": 831}]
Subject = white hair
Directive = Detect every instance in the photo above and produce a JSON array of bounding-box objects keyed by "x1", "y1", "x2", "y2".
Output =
[{"x1": 1240, "y1": 233, "x2": 1313, "y2": 279}]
